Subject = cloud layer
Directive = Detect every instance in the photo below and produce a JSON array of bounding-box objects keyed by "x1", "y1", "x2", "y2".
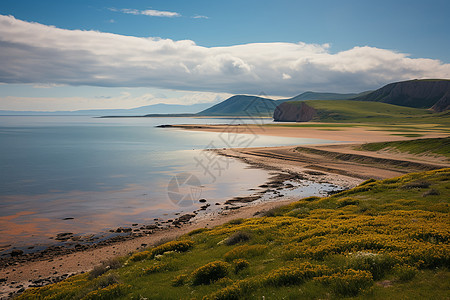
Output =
[
  {"x1": 113, "y1": 8, "x2": 180, "y2": 17},
  {"x1": 0, "y1": 15, "x2": 449, "y2": 95}
]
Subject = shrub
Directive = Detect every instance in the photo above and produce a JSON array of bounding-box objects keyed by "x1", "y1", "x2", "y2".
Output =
[
  {"x1": 171, "y1": 274, "x2": 187, "y2": 287},
  {"x1": 316, "y1": 269, "x2": 373, "y2": 296},
  {"x1": 227, "y1": 218, "x2": 245, "y2": 225},
  {"x1": 394, "y1": 265, "x2": 418, "y2": 282},
  {"x1": 261, "y1": 207, "x2": 282, "y2": 217},
  {"x1": 216, "y1": 277, "x2": 234, "y2": 287},
  {"x1": 129, "y1": 250, "x2": 151, "y2": 262},
  {"x1": 422, "y1": 188, "x2": 440, "y2": 197},
  {"x1": 89, "y1": 258, "x2": 123, "y2": 279},
  {"x1": 191, "y1": 261, "x2": 229, "y2": 285},
  {"x1": 224, "y1": 231, "x2": 251, "y2": 246},
  {"x1": 223, "y1": 245, "x2": 267, "y2": 262},
  {"x1": 95, "y1": 273, "x2": 120, "y2": 289},
  {"x1": 401, "y1": 180, "x2": 431, "y2": 189},
  {"x1": 128, "y1": 240, "x2": 194, "y2": 262},
  {"x1": 143, "y1": 263, "x2": 167, "y2": 275},
  {"x1": 232, "y1": 259, "x2": 250, "y2": 274},
  {"x1": 150, "y1": 240, "x2": 194, "y2": 258},
  {"x1": 263, "y1": 262, "x2": 329, "y2": 286},
  {"x1": 347, "y1": 252, "x2": 394, "y2": 280}
]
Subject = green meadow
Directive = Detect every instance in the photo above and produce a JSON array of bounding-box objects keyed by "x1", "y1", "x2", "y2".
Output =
[{"x1": 357, "y1": 137, "x2": 450, "y2": 159}]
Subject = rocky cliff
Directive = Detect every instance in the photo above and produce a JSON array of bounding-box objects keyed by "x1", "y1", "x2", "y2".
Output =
[
  {"x1": 273, "y1": 101, "x2": 317, "y2": 122},
  {"x1": 354, "y1": 79, "x2": 450, "y2": 112}
]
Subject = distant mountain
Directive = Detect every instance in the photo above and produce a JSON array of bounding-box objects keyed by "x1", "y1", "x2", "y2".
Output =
[
  {"x1": 196, "y1": 95, "x2": 283, "y2": 117},
  {"x1": 353, "y1": 79, "x2": 450, "y2": 112},
  {"x1": 195, "y1": 92, "x2": 368, "y2": 117},
  {"x1": 0, "y1": 103, "x2": 213, "y2": 116}
]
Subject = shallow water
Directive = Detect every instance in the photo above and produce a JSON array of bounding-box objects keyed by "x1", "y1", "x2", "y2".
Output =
[{"x1": 0, "y1": 116, "x2": 335, "y2": 251}]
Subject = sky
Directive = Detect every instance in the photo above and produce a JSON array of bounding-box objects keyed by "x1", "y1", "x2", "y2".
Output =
[{"x1": 0, "y1": 0, "x2": 449, "y2": 111}]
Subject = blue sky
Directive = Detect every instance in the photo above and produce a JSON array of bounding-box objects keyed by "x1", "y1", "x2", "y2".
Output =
[{"x1": 0, "y1": 0, "x2": 449, "y2": 111}]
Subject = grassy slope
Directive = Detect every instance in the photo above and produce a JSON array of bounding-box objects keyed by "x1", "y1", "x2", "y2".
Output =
[
  {"x1": 358, "y1": 137, "x2": 450, "y2": 158},
  {"x1": 18, "y1": 169, "x2": 450, "y2": 299},
  {"x1": 284, "y1": 100, "x2": 449, "y2": 124}
]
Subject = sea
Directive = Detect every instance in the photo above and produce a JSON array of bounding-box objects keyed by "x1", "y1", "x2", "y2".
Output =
[{"x1": 0, "y1": 115, "x2": 336, "y2": 253}]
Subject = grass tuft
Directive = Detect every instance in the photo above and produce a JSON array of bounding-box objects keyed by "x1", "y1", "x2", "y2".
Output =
[{"x1": 224, "y1": 231, "x2": 251, "y2": 246}]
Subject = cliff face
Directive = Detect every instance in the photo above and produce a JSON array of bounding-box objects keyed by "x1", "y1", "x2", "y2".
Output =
[
  {"x1": 273, "y1": 102, "x2": 317, "y2": 122},
  {"x1": 354, "y1": 79, "x2": 450, "y2": 112}
]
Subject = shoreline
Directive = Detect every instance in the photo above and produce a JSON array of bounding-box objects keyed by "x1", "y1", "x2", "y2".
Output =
[
  {"x1": 0, "y1": 151, "x2": 356, "y2": 299},
  {"x1": 1, "y1": 124, "x2": 449, "y2": 298},
  {"x1": 158, "y1": 123, "x2": 449, "y2": 143}
]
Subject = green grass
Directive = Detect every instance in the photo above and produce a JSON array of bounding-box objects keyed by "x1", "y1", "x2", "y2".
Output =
[
  {"x1": 18, "y1": 169, "x2": 450, "y2": 299},
  {"x1": 358, "y1": 137, "x2": 450, "y2": 158},
  {"x1": 284, "y1": 100, "x2": 450, "y2": 125}
]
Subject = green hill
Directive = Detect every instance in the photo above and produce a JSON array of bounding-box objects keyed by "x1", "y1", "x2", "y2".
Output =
[
  {"x1": 17, "y1": 168, "x2": 450, "y2": 299},
  {"x1": 273, "y1": 100, "x2": 449, "y2": 123},
  {"x1": 196, "y1": 95, "x2": 281, "y2": 117},
  {"x1": 353, "y1": 79, "x2": 450, "y2": 112},
  {"x1": 289, "y1": 91, "x2": 366, "y2": 101}
]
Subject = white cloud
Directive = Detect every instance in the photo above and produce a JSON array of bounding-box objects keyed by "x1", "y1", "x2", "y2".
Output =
[
  {"x1": 117, "y1": 8, "x2": 180, "y2": 17},
  {"x1": 192, "y1": 15, "x2": 209, "y2": 19},
  {"x1": 0, "y1": 15, "x2": 449, "y2": 96}
]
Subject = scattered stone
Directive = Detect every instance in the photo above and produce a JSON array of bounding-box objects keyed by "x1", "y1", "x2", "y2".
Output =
[
  {"x1": 176, "y1": 214, "x2": 196, "y2": 223},
  {"x1": 114, "y1": 227, "x2": 132, "y2": 234},
  {"x1": 62, "y1": 217, "x2": 74, "y2": 220},
  {"x1": 132, "y1": 223, "x2": 138, "y2": 226},
  {"x1": 304, "y1": 170, "x2": 325, "y2": 176},
  {"x1": 10, "y1": 250, "x2": 24, "y2": 257},
  {"x1": 199, "y1": 199, "x2": 207, "y2": 203},
  {"x1": 55, "y1": 233, "x2": 73, "y2": 240}
]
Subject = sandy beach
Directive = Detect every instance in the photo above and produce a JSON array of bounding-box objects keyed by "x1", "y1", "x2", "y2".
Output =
[
  {"x1": 1, "y1": 124, "x2": 448, "y2": 299},
  {"x1": 160, "y1": 123, "x2": 449, "y2": 143}
]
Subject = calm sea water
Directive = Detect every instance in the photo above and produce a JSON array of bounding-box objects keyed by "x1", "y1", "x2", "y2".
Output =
[{"x1": 0, "y1": 116, "x2": 333, "y2": 250}]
